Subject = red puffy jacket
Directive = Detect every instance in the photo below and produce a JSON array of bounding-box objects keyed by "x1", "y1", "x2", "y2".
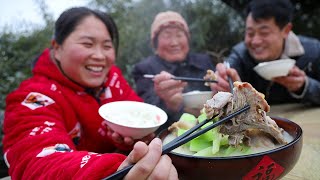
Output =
[{"x1": 3, "y1": 49, "x2": 143, "y2": 179}]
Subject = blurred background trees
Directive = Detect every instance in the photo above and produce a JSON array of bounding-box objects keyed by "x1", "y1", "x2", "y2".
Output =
[
  {"x1": 91, "y1": 0, "x2": 244, "y2": 83},
  {"x1": 0, "y1": 0, "x2": 245, "y2": 112},
  {"x1": 2, "y1": 0, "x2": 320, "y2": 112},
  {"x1": 221, "y1": 0, "x2": 320, "y2": 37},
  {"x1": 1, "y1": 0, "x2": 320, "y2": 124}
]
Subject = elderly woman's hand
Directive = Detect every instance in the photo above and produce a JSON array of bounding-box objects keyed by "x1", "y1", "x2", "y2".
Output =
[
  {"x1": 210, "y1": 63, "x2": 241, "y2": 93},
  {"x1": 153, "y1": 71, "x2": 187, "y2": 112},
  {"x1": 273, "y1": 65, "x2": 306, "y2": 93},
  {"x1": 119, "y1": 138, "x2": 178, "y2": 180}
]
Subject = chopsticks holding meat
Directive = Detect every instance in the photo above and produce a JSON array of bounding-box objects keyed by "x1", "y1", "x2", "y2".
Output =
[
  {"x1": 162, "y1": 104, "x2": 250, "y2": 154},
  {"x1": 101, "y1": 104, "x2": 250, "y2": 180},
  {"x1": 204, "y1": 82, "x2": 287, "y2": 146},
  {"x1": 143, "y1": 74, "x2": 218, "y2": 83}
]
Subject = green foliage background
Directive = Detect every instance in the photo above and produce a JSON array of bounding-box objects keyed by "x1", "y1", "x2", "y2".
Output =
[
  {"x1": 1, "y1": 0, "x2": 319, "y2": 143},
  {"x1": 0, "y1": 0, "x2": 244, "y2": 112},
  {"x1": 92, "y1": 0, "x2": 244, "y2": 84}
]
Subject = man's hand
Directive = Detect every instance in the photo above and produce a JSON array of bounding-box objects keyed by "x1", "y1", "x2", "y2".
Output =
[
  {"x1": 210, "y1": 63, "x2": 241, "y2": 93},
  {"x1": 119, "y1": 138, "x2": 178, "y2": 180},
  {"x1": 273, "y1": 66, "x2": 306, "y2": 93}
]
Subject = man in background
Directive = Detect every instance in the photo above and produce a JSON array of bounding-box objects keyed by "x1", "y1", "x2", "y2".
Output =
[{"x1": 213, "y1": 0, "x2": 320, "y2": 105}]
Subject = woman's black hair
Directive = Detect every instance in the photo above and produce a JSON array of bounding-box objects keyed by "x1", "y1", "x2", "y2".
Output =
[
  {"x1": 246, "y1": 0, "x2": 294, "y2": 29},
  {"x1": 53, "y1": 7, "x2": 119, "y2": 55}
]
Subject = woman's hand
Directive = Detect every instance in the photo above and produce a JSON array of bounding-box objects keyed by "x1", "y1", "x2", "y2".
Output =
[
  {"x1": 210, "y1": 63, "x2": 241, "y2": 93},
  {"x1": 107, "y1": 127, "x2": 155, "y2": 146},
  {"x1": 119, "y1": 138, "x2": 178, "y2": 180},
  {"x1": 153, "y1": 71, "x2": 187, "y2": 111}
]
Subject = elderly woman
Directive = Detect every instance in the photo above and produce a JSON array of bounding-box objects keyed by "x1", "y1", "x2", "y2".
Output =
[{"x1": 132, "y1": 11, "x2": 216, "y2": 131}]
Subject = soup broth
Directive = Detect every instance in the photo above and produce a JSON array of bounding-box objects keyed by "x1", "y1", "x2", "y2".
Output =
[{"x1": 163, "y1": 129, "x2": 293, "y2": 157}]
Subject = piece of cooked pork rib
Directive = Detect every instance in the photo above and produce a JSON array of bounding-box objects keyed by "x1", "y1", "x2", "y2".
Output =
[
  {"x1": 203, "y1": 69, "x2": 217, "y2": 86},
  {"x1": 204, "y1": 81, "x2": 287, "y2": 147}
]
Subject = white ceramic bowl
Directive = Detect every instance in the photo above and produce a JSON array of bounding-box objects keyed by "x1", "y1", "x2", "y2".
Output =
[
  {"x1": 253, "y1": 59, "x2": 295, "y2": 80},
  {"x1": 182, "y1": 91, "x2": 213, "y2": 109},
  {"x1": 98, "y1": 101, "x2": 167, "y2": 139}
]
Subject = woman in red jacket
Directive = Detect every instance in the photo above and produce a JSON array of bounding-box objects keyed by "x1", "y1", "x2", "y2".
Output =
[{"x1": 2, "y1": 7, "x2": 178, "y2": 179}]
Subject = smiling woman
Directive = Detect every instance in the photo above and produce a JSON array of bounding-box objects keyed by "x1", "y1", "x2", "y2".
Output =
[
  {"x1": 2, "y1": 7, "x2": 178, "y2": 179},
  {"x1": 52, "y1": 14, "x2": 116, "y2": 88}
]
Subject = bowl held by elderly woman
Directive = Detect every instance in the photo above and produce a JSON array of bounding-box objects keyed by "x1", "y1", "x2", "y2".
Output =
[{"x1": 182, "y1": 91, "x2": 213, "y2": 109}]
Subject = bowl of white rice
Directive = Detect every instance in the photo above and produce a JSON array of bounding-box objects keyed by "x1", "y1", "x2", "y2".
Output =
[{"x1": 99, "y1": 101, "x2": 167, "y2": 139}]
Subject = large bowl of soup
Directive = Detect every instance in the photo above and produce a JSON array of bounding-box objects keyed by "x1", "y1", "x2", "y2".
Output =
[
  {"x1": 159, "y1": 117, "x2": 303, "y2": 180},
  {"x1": 99, "y1": 101, "x2": 167, "y2": 139}
]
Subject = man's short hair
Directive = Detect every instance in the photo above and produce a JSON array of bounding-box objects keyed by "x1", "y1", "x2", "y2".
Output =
[{"x1": 246, "y1": 0, "x2": 294, "y2": 29}]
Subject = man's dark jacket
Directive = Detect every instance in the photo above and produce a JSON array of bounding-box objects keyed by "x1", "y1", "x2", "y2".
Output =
[{"x1": 227, "y1": 35, "x2": 320, "y2": 105}]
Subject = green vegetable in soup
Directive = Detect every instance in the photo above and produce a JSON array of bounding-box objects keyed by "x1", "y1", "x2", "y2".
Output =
[
  {"x1": 176, "y1": 112, "x2": 251, "y2": 157},
  {"x1": 194, "y1": 146, "x2": 213, "y2": 157},
  {"x1": 179, "y1": 113, "x2": 197, "y2": 124},
  {"x1": 211, "y1": 127, "x2": 221, "y2": 154},
  {"x1": 190, "y1": 137, "x2": 212, "y2": 152},
  {"x1": 177, "y1": 128, "x2": 191, "y2": 147}
]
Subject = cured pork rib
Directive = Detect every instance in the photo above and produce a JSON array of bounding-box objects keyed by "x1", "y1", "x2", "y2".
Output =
[{"x1": 205, "y1": 82, "x2": 287, "y2": 147}]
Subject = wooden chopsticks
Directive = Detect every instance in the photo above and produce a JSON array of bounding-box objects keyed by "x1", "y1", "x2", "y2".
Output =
[
  {"x1": 102, "y1": 104, "x2": 250, "y2": 180},
  {"x1": 143, "y1": 74, "x2": 218, "y2": 83}
]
